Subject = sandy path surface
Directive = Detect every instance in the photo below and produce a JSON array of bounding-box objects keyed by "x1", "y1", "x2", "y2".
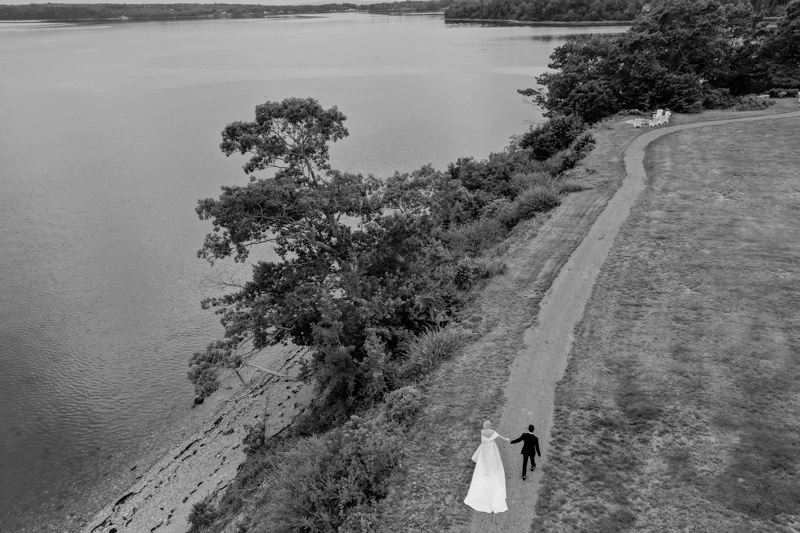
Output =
[
  {"x1": 470, "y1": 110, "x2": 800, "y2": 533},
  {"x1": 81, "y1": 345, "x2": 312, "y2": 533}
]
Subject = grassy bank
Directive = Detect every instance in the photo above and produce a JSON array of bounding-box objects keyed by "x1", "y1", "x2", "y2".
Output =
[
  {"x1": 373, "y1": 113, "x2": 654, "y2": 531},
  {"x1": 533, "y1": 110, "x2": 800, "y2": 531}
]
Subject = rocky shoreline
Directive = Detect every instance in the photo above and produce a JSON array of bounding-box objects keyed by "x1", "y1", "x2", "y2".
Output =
[{"x1": 82, "y1": 345, "x2": 312, "y2": 533}]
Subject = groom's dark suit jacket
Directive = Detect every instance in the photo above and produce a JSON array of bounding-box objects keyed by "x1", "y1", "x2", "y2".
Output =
[{"x1": 510, "y1": 433, "x2": 541, "y2": 456}]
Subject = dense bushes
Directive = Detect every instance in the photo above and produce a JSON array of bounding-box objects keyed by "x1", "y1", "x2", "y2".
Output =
[
  {"x1": 519, "y1": 115, "x2": 586, "y2": 160},
  {"x1": 445, "y1": 0, "x2": 642, "y2": 22},
  {"x1": 525, "y1": 0, "x2": 800, "y2": 124},
  {"x1": 732, "y1": 95, "x2": 778, "y2": 111},
  {"x1": 444, "y1": 0, "x2": 790, "y2": 23},
  {"x1": 188, "y1": 501, "x2": 220, "y2": 533},
  {"x1": 768, "y1": 87, "x2": 799, "y2": 97},
  {"x1": 382, "y1": 386, "x2": 424, "y2": 426},
  {"x1": 236, "y1": 387, "x2": 421, "y2": 533}
]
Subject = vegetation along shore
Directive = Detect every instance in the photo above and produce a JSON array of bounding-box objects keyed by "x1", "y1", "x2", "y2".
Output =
[
  {"x1": 0, "y1": 1, "x2": 452, "y2": 21},
  {"x1": 443, "y1": 19, "x2": 630, "y2": 26},
  {"x1": 78, "y1": 0, "x2": 800, "y2": 531}
]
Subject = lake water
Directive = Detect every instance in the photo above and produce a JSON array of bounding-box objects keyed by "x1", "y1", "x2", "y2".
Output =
[{"x1": 0, "y1": 14, "x2": 627, "y2": 531}]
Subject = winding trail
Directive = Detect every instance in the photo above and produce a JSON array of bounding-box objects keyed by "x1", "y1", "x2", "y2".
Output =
[{"x1": 469, "y1": 110, "x2": 800, "y2": 533}]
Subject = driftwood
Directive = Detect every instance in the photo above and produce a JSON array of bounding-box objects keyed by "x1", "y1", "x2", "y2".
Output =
[{"x1": 241, "y1": 361, "x2": 298, "y2": 381}]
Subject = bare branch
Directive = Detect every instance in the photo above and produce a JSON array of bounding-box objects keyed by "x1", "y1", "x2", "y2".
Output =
[{"x1": 242, "y1": 362, "x2": 297, "y2": 381}]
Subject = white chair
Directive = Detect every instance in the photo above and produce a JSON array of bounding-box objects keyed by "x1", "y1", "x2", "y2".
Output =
[
  {"x1": 663, "y1": 111, "x2": 671, "y2": 124},
  {"x1": 652, "y1": 109, "x2": 664, "y2": 120}
]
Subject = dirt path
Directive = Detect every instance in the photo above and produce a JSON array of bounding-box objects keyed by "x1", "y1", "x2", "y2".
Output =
[{"x1": 470, "y1": 110, "x2": 800, "y2": 533}]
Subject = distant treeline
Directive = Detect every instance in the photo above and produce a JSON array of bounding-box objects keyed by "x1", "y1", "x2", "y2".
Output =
[
  {"x1": 0, "y1": 3, "x2": 359, "y2": 21},
  {"x1": 0, "y1": 1, "x2": 460, "y2": 20},
  {"x1": 444, "y1": 0, "x2": 790, "y2": 22},
  {"x1": 365, "y1": 0, "x2": 454, "y2": 12}
]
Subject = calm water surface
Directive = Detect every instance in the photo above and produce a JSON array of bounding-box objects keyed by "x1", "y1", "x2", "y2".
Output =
[{"x1": 0, "y1": 14, "x2": 627, "y2": 531}]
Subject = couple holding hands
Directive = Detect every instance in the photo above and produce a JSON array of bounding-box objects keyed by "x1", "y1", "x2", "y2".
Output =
[{"x1": 463, "y1": 420, "x2": 542, "y2": 514}]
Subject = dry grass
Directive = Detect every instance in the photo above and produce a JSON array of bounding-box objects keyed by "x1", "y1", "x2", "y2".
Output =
[{"x1": 533, "y1": 115, "x2": 800, "y2": 532}]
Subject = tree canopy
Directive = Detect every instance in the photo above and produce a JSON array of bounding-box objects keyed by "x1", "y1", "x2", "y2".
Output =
[
  {"x1": 444, "y1": 0, "x2": 790, "y2": 23},
  {"x1": 193, "y1": 98, "x2": 482, "y2": 420},
  {"x1": 524, "y1": 0, "x2": 800, "y2": 123},
  {"x1": 191, "y1": 95, "x2": 598, "y2": 422},
  {"x1": 446, "y1": 0, "x2": 642, "y2": 22}
]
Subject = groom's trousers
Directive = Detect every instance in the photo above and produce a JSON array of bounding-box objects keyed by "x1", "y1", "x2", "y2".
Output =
[{"x1": 522, "y1": 453, "x2": 536, "y2": 476}]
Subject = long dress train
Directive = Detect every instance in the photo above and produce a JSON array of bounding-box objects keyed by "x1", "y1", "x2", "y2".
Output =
[{"x1": 464, "y1": 430, "x2": 508, "y2": 513}]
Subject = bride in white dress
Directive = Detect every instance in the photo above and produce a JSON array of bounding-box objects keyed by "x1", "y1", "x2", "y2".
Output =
[{"x1": 464, "y1": 420, "x2": 510, "y2": 513}]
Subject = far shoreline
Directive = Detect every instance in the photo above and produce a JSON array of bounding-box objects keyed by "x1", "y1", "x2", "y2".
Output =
[
  {"x1": 1, "y1": 12, "x2": 633, "y2": 25},
  {"x1": 444, "y1": 18, "x2": 632, "y2": 27}
]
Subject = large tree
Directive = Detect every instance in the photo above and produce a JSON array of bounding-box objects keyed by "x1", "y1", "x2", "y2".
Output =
[
  {"x1": 191, "y1": 98, "x2": 459, "y2": 419},
  {"x1": 761, "y1": 0, "x2": 800, "y2": 87}
]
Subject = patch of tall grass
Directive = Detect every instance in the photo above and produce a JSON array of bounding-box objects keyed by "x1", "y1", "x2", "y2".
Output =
[
  {"x1": 399, "y1": 326, "x2": 471, "y2": 380},
  {"x1": 441, "y1": 217, "x2": 508, "y2": 256},
  {"x1": 514, "y1": 184, "x2": 563, "y2": 221}
]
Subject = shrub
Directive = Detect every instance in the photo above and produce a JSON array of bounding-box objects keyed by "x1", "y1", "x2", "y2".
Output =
[
  {"x1": 497, "y1": 205, "x2": 522, "y2": 229},
  {"x1": 382, "y1": 386, "x2": 423, "y2": 427},
  {"x1": 250, "y1": 417, "x2": 403, "y2": 533},
  {"x1": 442, "y1": 217, "x2": 507, "y2": 256},
  {"x1": 453, "y1": 256, "x2": 506, "y2": 290},
  {"x1": 242, "y1": 422, "x2": 266, "y2": 455},
  {"x1": 447, "y1": 150, "x2": 527, "y2": 199},
  {"x1": 188, "y1": 340, "x2": 239, "y2": 399},
  {"x1": 570, "y1": 130, "x2": 596, "y2": 157},
  {"x1": 702, "y1": 87, "x2": 733, "y2": 109},
  {"x1": 400, "y1": 326, "x2": 470, "y2": 378},
  {"x1": 538, "y1": 131, "x2": 595, "y2": 175},
  {"x1": 769, "y1": 87, "x2": 799, "y2": 98},
  {"x1": 187, "y1": 361, "x2": 219, "y2": 399},
  {"x1": 731, "y1": 95, "x2": 776, "y2": 111},
  {"x1": 514, "y1": 184, "x2": 562, "y2": 220},
  {"x1": 519, "y1": 115, "x2": 587, "y2": 161},
  {"x1": 508, "y1": 171, "x2": 554, "y2": 195},
  {"x1": 188, "y1": 499, "x2": 219, "y2": 533},
  {"x1": 480, "y1": 197, "x2": 513, "y2": 219},
  {"x1": 541, "y1": 149, "x2": 578, "y2": 174}
]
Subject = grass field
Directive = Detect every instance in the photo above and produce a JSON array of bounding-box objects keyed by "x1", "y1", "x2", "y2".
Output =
[{"x1": 533, "y1": 114, "x2": 800, "y2": 531}]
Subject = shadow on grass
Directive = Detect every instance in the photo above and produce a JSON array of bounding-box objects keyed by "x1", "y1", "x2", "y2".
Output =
[{"x1": 713, "y1": 343, "x2": 800, "y2": 519}]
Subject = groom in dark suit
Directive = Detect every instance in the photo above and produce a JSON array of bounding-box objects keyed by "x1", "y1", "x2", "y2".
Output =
[{"x1": 510, "y1": 425, "x2": 541, "y2": 480}]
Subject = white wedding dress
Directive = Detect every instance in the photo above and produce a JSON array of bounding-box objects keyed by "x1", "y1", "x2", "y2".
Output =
[{"x1": 464, "y1": 430, "x2": 508, "y2": 513}]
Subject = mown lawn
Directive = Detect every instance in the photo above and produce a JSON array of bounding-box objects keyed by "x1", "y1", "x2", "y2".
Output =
[{"x1": 533, "y1": 115, "x2": 800, "y2": 532}]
